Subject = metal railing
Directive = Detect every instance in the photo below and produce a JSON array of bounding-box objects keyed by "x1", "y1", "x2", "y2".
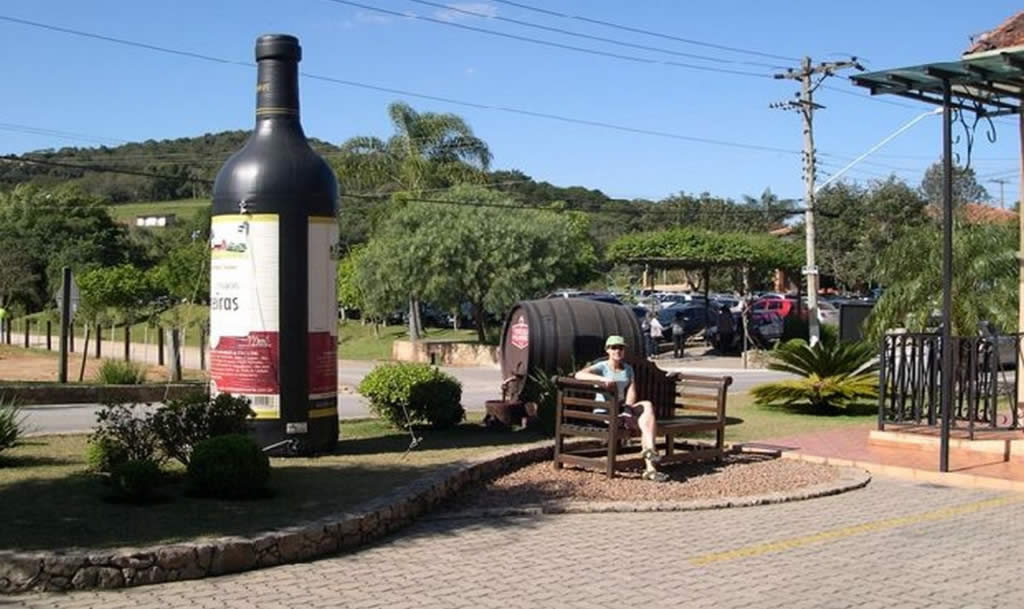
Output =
[{"x1": 879, "y1": 331, "x2": 1022, "y2": 437}]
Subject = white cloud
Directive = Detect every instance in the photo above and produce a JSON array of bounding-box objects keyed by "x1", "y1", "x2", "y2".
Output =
[
  {"x1": 434, "y1": 2, "x2": 497, "y2": 22},
  {"x1": 355, "y1": 11, "x2": 394, "y2": 25},
  {"x1": 464, "y1": 67, "x2": 476, "y2": 76}
]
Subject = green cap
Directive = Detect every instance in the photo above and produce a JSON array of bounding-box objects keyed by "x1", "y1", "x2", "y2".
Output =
[{"x1": 605, "y1": 335, "x2": 626, "y2": 348}]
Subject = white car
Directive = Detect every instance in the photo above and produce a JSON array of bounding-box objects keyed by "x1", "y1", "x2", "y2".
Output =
[{"x1": 815, "y1": 300, "x2": 839, "y2": 326}]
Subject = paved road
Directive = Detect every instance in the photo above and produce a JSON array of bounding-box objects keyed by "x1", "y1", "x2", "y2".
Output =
[
  {"x1": 22, "y1": 363, "x2": 790, "y2": 435},
  {"x1": 9, "y1": 478, "x2": 1024, "y2": 608}
]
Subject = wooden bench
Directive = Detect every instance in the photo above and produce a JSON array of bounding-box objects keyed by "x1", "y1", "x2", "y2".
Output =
[{"x1": 552, "y1": 357, "x2": 733, "y2": 478}]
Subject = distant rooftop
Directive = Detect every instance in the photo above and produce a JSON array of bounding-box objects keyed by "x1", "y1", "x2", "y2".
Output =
[
  {"x1": 965, "y1": 11, "x2": 1024, "y2": 55},
  {"x1": 925, "y1": 203, "x2": 1016, "y2": 224}
]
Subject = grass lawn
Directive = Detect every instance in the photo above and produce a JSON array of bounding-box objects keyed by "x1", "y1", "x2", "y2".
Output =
[
  {"x1": 0, "y1": 393, "x2": 876, "y2": 551},
  {"x1": 0, "y1": 415, "x2": 545, "y2": 551},
  {"x1": 107, "y1": 198, "x2": 209, "y2": 223},
  {"x1": 721, "y1": 393, "x2": 876, "y2": 443}
]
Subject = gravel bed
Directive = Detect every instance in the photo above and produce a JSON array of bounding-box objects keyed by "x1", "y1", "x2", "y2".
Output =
[{"x1": 451, "y1": 454, "x2": 839, "y2": 508}]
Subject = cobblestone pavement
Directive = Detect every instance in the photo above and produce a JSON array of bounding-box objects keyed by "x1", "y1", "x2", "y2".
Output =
[{"x1": 7, "y1": 478, "x2": 1024, "y2": 609}]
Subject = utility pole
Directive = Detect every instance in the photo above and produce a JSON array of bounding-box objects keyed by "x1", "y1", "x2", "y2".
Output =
[
  {"x1": 989, "y1": 177, "x2": 1009, "y2": 208},
  {"x1": 772, "y1": 56, "x2": 864, "y2": 345}
]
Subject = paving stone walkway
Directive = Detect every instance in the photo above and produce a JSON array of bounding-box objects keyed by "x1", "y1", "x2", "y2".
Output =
[{"x1": 8, "y1": 478, "x2": 1024, "y2": 608}]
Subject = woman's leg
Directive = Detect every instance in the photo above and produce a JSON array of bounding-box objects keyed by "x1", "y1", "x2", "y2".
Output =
[{"x1": 635, "y1": 401, "x2": 657, "y2": 454}]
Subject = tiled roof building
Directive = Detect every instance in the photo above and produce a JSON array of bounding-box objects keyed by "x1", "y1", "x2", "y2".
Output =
[{"x1": 965, "y1": 10, "x2": 1024, "y2": 55}]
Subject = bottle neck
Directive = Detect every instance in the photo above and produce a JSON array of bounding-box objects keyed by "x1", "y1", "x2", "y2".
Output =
[{"x1": 255, "y1": 58, "x2": 300, "y2": 124}]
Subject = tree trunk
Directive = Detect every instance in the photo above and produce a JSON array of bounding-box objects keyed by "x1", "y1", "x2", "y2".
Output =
[
  {"x1": 407, "y1": 297, "x2": 422, "y2": 341},
  {"x1": 78, "y1": 325, "x2": 91, "y2": 382},
  {"x1": 472, "y1": 302, "x2": 487, "y2": 344},
  {"x1": 169, "y1": 327, "x2": 182, "y2": 382}
]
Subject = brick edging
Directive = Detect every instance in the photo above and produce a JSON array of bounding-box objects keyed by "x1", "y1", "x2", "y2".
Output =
[
  {"x1": 0, "y1": 445, "x2": 869, "y2": 594},
  {"x1": 430, "y1": 466, "x2": 871, "y2": 519},
  {"x1": 0, "y1": 441, "x2": 554, "y2": 594}
]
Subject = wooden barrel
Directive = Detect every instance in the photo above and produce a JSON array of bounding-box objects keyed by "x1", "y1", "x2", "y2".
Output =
[{"x1": 499, "y1": 298, "x2": 644, "y2": 400}]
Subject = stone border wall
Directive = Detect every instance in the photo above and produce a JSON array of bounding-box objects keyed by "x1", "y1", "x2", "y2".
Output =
[
  {"x1": 0, "y1": 383, "x2": 205, "y2": 405},
  {"x1": 0, "y1": 442, "x2": 554, "y2": 594},
  {"x1": 391, "y1": 340, "x2": 499, "y2": 367},
  {"x1": 0, "y1": 443, "x2": 870, "y2": 594}
]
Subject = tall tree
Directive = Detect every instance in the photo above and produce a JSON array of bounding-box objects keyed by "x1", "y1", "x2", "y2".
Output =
[
  {"x1": 815, "y1": 177, "x2": 927, "y2": 290},
  {"x1": 355, "y1": 187, "x2": 588, "y2": 342},
  {"x1": 0, "y1": 184, "x2": 142, "y2": 310},
  {"x1": 866, "y1": 220, "x2": 1017, "y2": 339},
  {"x1": 331, "y1": 101, "x2": 492, "y2": 339},
  {"x1": 919, "y1": 161, "x2": 990, "y2": 207}
]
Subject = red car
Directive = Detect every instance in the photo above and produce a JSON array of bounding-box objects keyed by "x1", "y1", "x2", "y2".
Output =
[{"x1": 750, "y1": 296, "x2": 800, "y2": 319}]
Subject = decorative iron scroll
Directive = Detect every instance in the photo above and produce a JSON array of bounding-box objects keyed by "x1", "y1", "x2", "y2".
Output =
[{"x1": 949, "y1": 92, "x2": 1000, "y2": 169}]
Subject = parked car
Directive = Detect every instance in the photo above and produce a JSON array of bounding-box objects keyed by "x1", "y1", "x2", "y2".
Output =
[
  {"x1": 656, "y1": 292, "x2": 706, "y2": 306},
  {"x1": 812, "y1": 299, "x2": 839, "y2": 326},
  {"x1": 657, "y1": 302, "x2": 711, "y2": 338},
  {"x1": 546, "y1": 290, "x2": 623, "y2": 305},
  {"x1": 750, "y1": 296, "x2": 799, "y2": 320}
]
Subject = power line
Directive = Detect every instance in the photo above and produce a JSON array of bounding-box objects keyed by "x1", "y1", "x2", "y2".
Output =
[
  {"x1": 0, "y1": 14, "x2": 801, "y2": 157},
  {"x1": 0, "y1": 122, "x2": 129, "y2": 146},
  {"x1": 489, "y1": 0, "x2": 799, "y2": 63},
  {"x1": 324, "y1": 0, "x2": 774, "y2": 79},
  {"x1": 0, "y1": 15, "x2": 253, "y2": 67},
  {"x1": 406, "y1": 0, "x2": 769, "y2": 66},
  {"x1": 1, "y1": 155, "x2": 808, "y2": 219}
]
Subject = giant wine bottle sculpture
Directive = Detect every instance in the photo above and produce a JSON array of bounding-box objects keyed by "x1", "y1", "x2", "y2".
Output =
[{"x1": 210, "y1": 34, "x2": 338, "y2": 454}]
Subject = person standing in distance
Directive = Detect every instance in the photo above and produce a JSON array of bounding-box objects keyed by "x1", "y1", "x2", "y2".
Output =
[
  {"x1": 648, "y1": 312, "x2": 665, "y2": 359},
  {"x1": 574, "y1": 335, "x2": 669, "y2": 482}
]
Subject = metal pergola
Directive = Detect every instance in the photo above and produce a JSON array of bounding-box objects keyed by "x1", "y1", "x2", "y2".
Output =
[{"x1": 851, "y1": 47, "x2": 1024, "y2": 472}]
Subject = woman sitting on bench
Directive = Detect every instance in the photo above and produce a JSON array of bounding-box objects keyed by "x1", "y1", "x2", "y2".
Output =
[{"x1": 574, "y1": 335, "x2": 669, "y2": 482}]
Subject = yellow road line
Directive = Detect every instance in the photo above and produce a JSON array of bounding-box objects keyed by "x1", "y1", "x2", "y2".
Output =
[{"x1": 690, "y1": 494, "x2": 1024, "y2": 566}]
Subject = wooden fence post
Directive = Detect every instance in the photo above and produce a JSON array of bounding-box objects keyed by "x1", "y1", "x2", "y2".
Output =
[
  {"x1": 157, "y1": 327, "x2": 165, "y2": 366},
  {"x1": 124, "y1": 325, "x2": 131, "y2": 362},
  {"x1": 199, "y1": 326, "x2": 206, "y2": 371},
  {"x1": 95, "y1": 324, "x2": 102, "y2": 359},
  {"x1": 46, "y1": 320, "x2": 52, "y2": 350},
  {"x1": 23, "y1": 319, "x2": 30, "y2": 349}
]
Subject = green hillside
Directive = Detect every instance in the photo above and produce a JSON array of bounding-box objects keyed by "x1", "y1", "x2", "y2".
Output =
[
  {"x1": 108, "y1": 198, "x2": 210, "y2": 223},
  {"x1": 1, "y1": 130, "x2": 343, "y2": 204}
]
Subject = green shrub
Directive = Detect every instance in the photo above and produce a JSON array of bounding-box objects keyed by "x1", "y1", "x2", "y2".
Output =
[
  {"x1": 520, "y1": 369, "x2": 559, "y2": 436},
  {"x1": 94, "y1": 359, "x2": 147, "y2": 384},
  {"x1": 85, "y1": 436, "x2": 129, "y2": 473},
  {"x1": 752, "y1": 332, "x2": 878, "y2": 412},
  {"x1": 358, "y1": 363, "x2": 464, "y2": 429},
  {"x1": 187, "y1": 434, "x2": 270, "y2": 499},
  {"x1": 151, "y1": 393, "x2": 254, "y2": 466},
  {"x1": 110, "y1": 459, "x2": 163, "y2": 503},
  {"x1": 0, "y1": 396, "x2": 27, "y2": 454},
  {"x1": 88, "y1": 403, "x2": 163, "y2": 467}
]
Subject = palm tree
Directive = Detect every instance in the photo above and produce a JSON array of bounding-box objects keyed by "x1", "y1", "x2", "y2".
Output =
[
  {"x1": 750, "y1": 332, "x2": 879, "y2": 412},
  {"x1": 334, "y1": 102, "x2": 492, "y2": 339},
  {"x1": 865, "y1": 220, "x2": 1017, "y2": 340}
]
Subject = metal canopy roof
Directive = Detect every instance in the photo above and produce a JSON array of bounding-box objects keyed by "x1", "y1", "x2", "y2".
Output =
[{"x1": 850, "y1": 48, "x2": 1024, "y2": 116}]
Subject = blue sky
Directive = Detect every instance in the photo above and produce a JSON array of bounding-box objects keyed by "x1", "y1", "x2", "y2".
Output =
[{"x1": 1, "y1": 0, "x2": 1021, "y2": 204}]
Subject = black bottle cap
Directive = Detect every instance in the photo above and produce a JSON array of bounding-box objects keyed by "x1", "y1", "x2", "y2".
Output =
[{"x1": 255, "y1": 34, "x2": 301, "y2": 62}]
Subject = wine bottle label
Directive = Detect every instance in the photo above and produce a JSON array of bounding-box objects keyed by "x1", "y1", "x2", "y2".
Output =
[
  {"x1": 307, "y1": 217, "x2": 338, "y2": 418},
  {"x1": 209, "y1": 214, "x2": 281, "y2": 419}
]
